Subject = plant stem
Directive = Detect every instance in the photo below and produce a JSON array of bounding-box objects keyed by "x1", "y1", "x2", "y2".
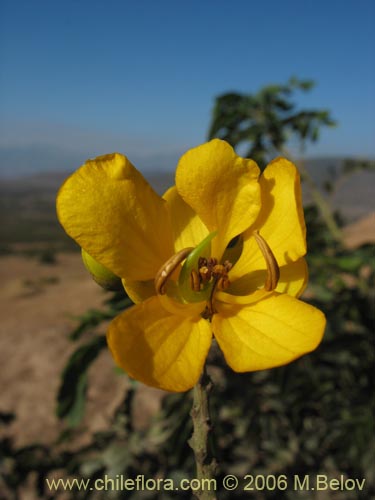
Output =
[{"x1": 189, "y1": 366, "x2": 218, "y2": 500}]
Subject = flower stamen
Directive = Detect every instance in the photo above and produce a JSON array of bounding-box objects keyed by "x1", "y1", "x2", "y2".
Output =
[
  {"x1": 253, "y1": 230, "x2": 280, "y2": 291},
  {"x1": 155, "y1": 247, "x2": 193, "y2": 295},
  {"x1": 190, "y1": 269, "x2": 201, "y2": 292},
  {"x1": 191, "y1": 258, "x2": 233, "y2": 318}
]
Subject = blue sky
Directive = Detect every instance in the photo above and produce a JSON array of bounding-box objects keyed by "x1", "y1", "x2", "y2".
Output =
[{"x1": 0, "y1": 0, "x2": 374, "y2": 176}]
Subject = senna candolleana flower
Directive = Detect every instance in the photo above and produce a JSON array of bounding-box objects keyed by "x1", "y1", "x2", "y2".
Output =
[{"x1": 57, "y1": 139, "x2": 325, "y2": 392}]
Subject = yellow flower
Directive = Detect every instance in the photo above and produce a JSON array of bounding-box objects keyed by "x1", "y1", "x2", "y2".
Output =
[{"x1": 57, "y1": 139, "x2": 325, "y2": 392}]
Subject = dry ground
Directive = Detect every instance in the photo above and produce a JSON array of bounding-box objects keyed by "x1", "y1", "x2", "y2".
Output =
[{"x1": 0, "y1": 253, "x2": 163, "y2": 450}]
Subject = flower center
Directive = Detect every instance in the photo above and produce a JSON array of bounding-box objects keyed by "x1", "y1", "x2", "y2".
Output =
[
  {"x1": 154, "y1": 230, "x2": 280, "y2": 316},
  {"x1": 192, "y1": 257, "x2": 233, "y2": 318},
  {"x1": 190, "y1": 257, "x2": 232, "y2": 292}
]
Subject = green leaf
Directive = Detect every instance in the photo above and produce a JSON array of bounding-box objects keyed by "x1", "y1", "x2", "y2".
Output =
[
  {"x1": 337, "y1": 255, "x2": 364, "y2": 272},
  {"x1": 208, "y1": 77, "x2": 335, "y2": 170},
  {"x1": 56, "y1": 335, "x2": 107, "y2": 426},
  {"x1": 69, "y1": 309, "x2": 114, "y2": 340},
  {"x1": 69, "y1": 294, "x2": 132, "y2": 340}
]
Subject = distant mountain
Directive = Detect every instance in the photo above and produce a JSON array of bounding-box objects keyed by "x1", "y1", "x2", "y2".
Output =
[
  {"x1": 0, "y1": 145, "x2": 83, "y2": 178},
  {"x1": 0, "y1": 169, "x2": 176, "y2": 197},
  {"x1": 0, "y1": 156, "x2": 374, "y2": 249},
  {"x1": 1, "y1": 156, "x2": 373, "y2": 201},
  {"x1": 297, "y1": 157, "x2": 345, "y2": 184},
  {"x1": 0, "y1": 144, "x2": 181, "y2": 179},
  {"x1": 295, "y1": 157, "x2": 375, "y2": 220}
]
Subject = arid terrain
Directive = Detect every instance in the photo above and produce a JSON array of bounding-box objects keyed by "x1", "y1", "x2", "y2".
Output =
[{"x1": 0, "y1": 253, "x2": 164, "y2": 451}]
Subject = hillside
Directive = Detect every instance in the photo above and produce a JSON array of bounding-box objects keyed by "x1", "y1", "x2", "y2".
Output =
[{"x1": 0, "y1": 157, "x2": 374, "y2": 253}]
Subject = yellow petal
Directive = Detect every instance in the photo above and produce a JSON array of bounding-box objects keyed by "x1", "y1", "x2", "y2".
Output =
[
  {"x1": 212, "y1": 293, "x2": 325, "y2": 372},
  {"x1": 275, "y1": 258, "x2": 308, "y2": 297},
  {"x1": 216, "y1": 289, "x2": 270, "y2": 305},
  {"x1": 175, "y1": 140, "x2": 261, "y2": 259},
  {"x1": 122, "y1": 278, "x2": 155, "y2": 304},
  {"x1": 231, "y1": 158, "x2": 306, "y2": 279},
  {"x1": 57, "y1": 153, "x2": 173, "y2": 281},
  {"x1": 228, "y1": 258, "x2": 308, "y2": 298},
  {"x1": 107, "y1": 296, "x2": 212, "y2": 392},
  {"x1": 158, "y1": 293, "x2": 207, "y2": 317},
  {"x1": 163, "y1": 186, "x2": 209, "y2": 251}
]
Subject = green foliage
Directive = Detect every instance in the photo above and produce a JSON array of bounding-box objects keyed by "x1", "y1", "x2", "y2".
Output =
[
  {"x1": 69, "y1": 292, "x2": 132, "y2": 341},
  {"x1": 56, "y1": 290, "x2": 131, "y2": 427},
  {"x1": 208, "y1": 77, "x2": 336, "y2": 167},
  {"x1": 56, "y1": 335, "x2": 107, "y2": 426}
]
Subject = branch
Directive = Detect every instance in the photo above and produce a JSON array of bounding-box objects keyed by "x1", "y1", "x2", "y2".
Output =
[{"x1": 188, "y1": 367, "x2": 218, "y2": 500}]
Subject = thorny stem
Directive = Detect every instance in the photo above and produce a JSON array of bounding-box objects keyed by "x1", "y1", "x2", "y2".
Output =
[{"x1": 188, "y1": 366, "x2": 218, "y2": 500}]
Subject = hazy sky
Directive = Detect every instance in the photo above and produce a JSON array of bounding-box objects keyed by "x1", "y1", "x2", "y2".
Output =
[{"x1": 0, "y1": 0, "x2": 374, "y2": 175}]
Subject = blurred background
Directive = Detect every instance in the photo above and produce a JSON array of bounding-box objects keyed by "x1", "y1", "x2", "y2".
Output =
[{"x1": 0, "y1": 1, "x2": 374, "y2": 499}]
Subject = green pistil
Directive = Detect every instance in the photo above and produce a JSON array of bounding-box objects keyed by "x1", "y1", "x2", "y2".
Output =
[{"x1": 178, "y1": 231, "x2": 217, "y2": 303}]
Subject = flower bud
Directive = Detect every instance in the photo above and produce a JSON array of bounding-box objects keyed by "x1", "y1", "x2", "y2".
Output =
[{"x1": 81, "y1": 249, "x2": 122, "y2": 291}]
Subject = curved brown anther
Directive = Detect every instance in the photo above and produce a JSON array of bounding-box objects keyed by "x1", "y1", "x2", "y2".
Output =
[
  {"x1": 190, "y1": 269, "x2": 201, "y2": 292},
  {"x1": 155, "y1": 247, "x2": 193, "y2": 295},
  {"x1": 253, "y1": 230, "x2": 280, "y2": 291}
]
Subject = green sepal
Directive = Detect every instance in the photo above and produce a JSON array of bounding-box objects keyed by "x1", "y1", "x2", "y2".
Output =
[
  {"x1": 81, "y1": 249, "x2": 123, "y2": 291},
  {"x1": 178, "y1": 231, "x2": 217, "y2": 303}
]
